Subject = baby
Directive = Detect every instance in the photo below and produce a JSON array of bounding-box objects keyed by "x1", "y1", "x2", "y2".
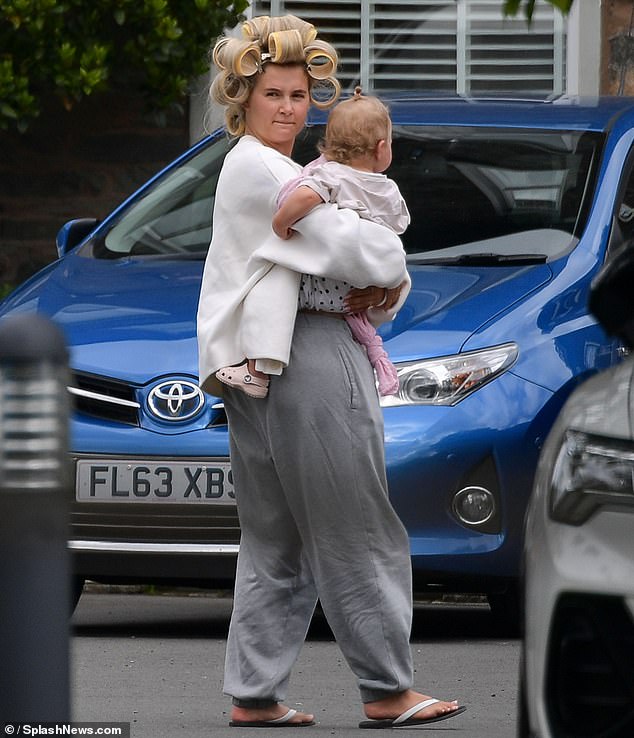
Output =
[{"x1": 216, "y1": 88, "x2": 410, "y2": 398}]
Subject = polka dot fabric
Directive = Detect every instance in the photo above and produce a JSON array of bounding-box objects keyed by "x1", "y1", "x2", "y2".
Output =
[{"x1": 298, "y1": 275, "x2": 350, "y2": 312}]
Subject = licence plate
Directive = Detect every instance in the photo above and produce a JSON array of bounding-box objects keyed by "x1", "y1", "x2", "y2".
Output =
[{"x1": 76, "y1": 460, "x2": 235, "y2": 504}]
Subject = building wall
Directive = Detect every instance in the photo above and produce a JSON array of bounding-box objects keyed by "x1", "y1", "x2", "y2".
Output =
[{"x1": 602, "y1": 0, "x2": 634, "y2": 95}]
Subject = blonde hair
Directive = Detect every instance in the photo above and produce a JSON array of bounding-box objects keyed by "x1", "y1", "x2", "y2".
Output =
[
  {"x1": 320, "y1": 87, "x2": 391, "y2": 164},
  {"x1": 209, "y1": 15, "x2": 341, "y2": 136}
]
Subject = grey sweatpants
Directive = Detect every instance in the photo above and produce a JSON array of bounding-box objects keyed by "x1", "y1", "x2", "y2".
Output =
[{"x1": 222, "y1": 312, "x2": 414, "y2": 705}]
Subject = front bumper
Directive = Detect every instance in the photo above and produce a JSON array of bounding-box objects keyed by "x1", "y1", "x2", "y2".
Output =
[{"x1": 523, "y1": 507, "x2": 634, "y2": 738}]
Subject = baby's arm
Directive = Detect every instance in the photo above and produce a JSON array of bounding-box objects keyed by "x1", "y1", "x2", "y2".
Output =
[{"x1": 273, "y1": 185, "x2": 324, "y2": 239}]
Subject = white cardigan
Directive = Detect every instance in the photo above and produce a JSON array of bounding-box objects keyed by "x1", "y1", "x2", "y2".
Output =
[{"x1": 197, "y1": 135, "x2": 410, "y2": 397}]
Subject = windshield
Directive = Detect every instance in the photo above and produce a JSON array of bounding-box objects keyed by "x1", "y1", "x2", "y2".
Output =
[
  {"x1": 82, "y1": 125, "x2": 602, "y2": 263},
  {"x1": 393, "y1": 126, "x2": 602, "y2": 263},
  {"x1": 85, "y1": 135, "x2": 233, "y2": 259}
]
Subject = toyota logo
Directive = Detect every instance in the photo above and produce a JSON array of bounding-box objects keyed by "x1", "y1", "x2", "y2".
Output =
[{"x1": 148, "y1": 380, "x2": 205, "y2": 421}]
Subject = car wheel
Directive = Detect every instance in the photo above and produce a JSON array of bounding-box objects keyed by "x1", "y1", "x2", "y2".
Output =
[
  {"x1": 71, "y1": 576, "x2": 85, "y2": 614},
  {"x1": 487, "y1": 586, "x2": 521, "y2": 636}
]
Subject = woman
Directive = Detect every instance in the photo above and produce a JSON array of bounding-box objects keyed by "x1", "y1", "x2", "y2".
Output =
[{"x1": 197, "y1": 14, "x2": 466, "y2": 729}]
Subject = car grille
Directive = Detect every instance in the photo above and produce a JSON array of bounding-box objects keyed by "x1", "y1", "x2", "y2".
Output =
[
  {"x1": 67, "y1": 371, "x2": 228, "y2": 427},
  {"x1": 70, "y1": 505, "x2": 240, "y2": 546},
  {"x1": 69, "y1": 372, "x2": 140, "y2": 426},
  {"x1": 545, "y1": 593, "x2": 634, "y2": 737}
]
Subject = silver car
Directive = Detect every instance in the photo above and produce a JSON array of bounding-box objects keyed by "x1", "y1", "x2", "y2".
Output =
[{"x1": 519, "y1": 247, "x2": 634, "y2": 737}]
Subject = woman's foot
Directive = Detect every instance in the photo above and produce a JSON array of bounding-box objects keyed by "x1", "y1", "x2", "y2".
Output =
[
  {"x1": 363, "y1": 689, "x2": 463, "y2": 724},
  {"x1": 230, "y1": 703, "x2": 315, "y2": 727},
  {"x1": 216, "y1": 362, "x2": 269, "y2": 399}
]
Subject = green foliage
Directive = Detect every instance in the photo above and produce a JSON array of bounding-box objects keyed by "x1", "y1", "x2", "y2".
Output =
[
  {"x1": 0, "y1": 283, "x2": 15, "y2": 300},
  {"x1": 0, "y1": 0, "x2": 248, "y2": 131},
  {"x1": 503, "y1": 0, "x2": 574, "y2": 21}
]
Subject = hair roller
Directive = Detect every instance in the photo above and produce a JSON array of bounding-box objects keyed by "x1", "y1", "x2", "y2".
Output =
[
  {"x1": 224, "y1": 73, "x2": 252, "y2": 105},
  {"x1": 234, "y1": 42, "x2": 262, "y2": 76},
  {"x1": 267, "y1": 29, "x2": 305, "y2": 63},
  {"x1": 211, "y1": 70, "x2": 252, "y2": 107},
  {"x1": 212, "y1": 38, "x2": 247, "y2": 73},
  {"x1": 242, "y1": 16, "x2": 270, "y2": 41},
  {"x1": 225, "y1": 107, "x2": 245, "y2": 137},
  {"x1": 268, "y1": 14, "x2": 315, "y2": 39},
  {"x1": 301, "y1": 25, "x2": 318, "y2": 45},
  {"x1": 309, "y1": 76, "x2": 342, "y2": 109},
  {"x1": 305, "y1": 41, "x2": 338, "y2": 80},
  {"x1": 290, "y1": 16, "x2": 318, "y2": 44},
  {"x1": 212, "y1": 37, "x2": 231, "y2": 71}
]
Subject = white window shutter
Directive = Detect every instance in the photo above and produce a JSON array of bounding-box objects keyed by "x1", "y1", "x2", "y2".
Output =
[
  {"x1": 251, "y1": 0, "x2": 566, "y2": 96},
  {"x1": 464, "y1": 1, "x2": 566, "y2": 96}
]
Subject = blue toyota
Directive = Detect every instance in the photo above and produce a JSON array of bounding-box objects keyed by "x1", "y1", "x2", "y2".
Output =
[{"x1": 2, "y1": 95, "x2": 631, "y2": 623}]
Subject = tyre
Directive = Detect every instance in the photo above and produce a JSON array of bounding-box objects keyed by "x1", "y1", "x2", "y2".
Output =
[
  {"x1": 487, "y1": 586, "x2": 521, "y2": 637},
  {"x1": 71, "y1": 576, "x2": 85, "y2": 614}
]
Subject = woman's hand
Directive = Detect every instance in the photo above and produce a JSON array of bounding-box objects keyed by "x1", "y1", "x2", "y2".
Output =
[{"x1": 344, "y1": 282, "x2": 405, "y2": 313}]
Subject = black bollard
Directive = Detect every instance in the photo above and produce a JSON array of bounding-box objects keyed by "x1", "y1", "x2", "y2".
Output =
[{"x1": 0, "y1": 314, "x2": 71, "y2": 721}]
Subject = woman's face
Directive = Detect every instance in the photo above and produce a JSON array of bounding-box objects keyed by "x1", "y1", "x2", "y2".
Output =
[{"x1": 244, "y1": 64, "x2": 311, "y2": 156}]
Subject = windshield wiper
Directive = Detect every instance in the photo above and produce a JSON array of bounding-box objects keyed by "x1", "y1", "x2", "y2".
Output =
[{"x1": 408, "y1": 252, "x2": 548, "y2": 266}]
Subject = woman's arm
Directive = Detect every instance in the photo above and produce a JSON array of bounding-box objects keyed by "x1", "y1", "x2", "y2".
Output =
[{"x1": 251, "y1": 202, "x2": 408, "y2": 289}]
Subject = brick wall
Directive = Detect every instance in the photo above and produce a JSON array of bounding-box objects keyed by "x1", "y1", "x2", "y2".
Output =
[
  {"x1": 0, "y1": 92, "x2": 190, "y2": 291},
  {"x1": 602, "y1": 0, "x2": 634, "y2": 95}
]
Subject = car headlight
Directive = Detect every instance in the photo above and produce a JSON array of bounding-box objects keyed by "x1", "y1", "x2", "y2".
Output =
[
  {"x1": 381, "y1": 343, "x2": 518, "y2": 407},
  {"x1": 550, "y1": 430, "x2": 634, "y2": 525}
]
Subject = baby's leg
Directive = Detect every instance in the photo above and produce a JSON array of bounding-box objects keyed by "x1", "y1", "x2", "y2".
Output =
[
  {"x1": 247, "y1": 359, "x2": 268, "y2": 380},
  {"x1": 216, "y1": 362, "x2": 270, "y2": 399}
]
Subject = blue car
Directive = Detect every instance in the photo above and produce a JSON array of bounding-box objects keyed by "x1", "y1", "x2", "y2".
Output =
[{"x1": 2, "y1": 96, "x2": 630, "y2": 620}]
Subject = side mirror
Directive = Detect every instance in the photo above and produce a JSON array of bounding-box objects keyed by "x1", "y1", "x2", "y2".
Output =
[
  {"x1": 55, "y1": 219, "x2": 99, "y2": 258},
  {"x1": 589, "y1": 244, "x2": 634, "y2": 348}
]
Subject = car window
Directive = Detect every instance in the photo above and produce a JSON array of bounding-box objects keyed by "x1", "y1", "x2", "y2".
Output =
[
  {"x1": 389, "y1": 127, "x2": 602, "y2": 263},
  {"x1": 607, "y1": 151, "x2": 634, "y2": 256},
  {"x1": 81, "y1": 124, "x2": 602, "y2": 264},
  {"x1": 85, "y1": 135, "x2": 234, "y2": 259}
]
